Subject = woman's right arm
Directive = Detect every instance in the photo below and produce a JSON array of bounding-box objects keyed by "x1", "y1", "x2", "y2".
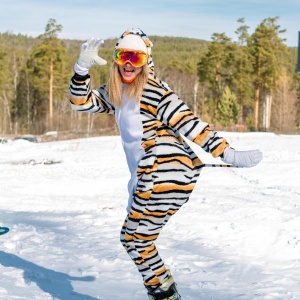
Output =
[
  {"x1": 69, "y1": 38, "x2": 113, "y2": 114},
  {"x1": 69, "y1": 73, "x2": 115, "y2": 114}
]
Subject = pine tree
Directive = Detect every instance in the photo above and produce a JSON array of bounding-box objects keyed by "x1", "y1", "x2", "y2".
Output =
[
  {"x1": 27, "y1": 19, "x2": 66, "y2": 131},
  {"x1": 216, "y1": 86, "x2": 238, "y2": 126},
  {"x1": 248, "y1": 17, "x2": 287, "y2": 130},
  {"x1": 197, "y1": 33, "x2": 235, "y2": 117},
  {"x1": 232, "y1": 18, "x2": 254, "y2": 125}
]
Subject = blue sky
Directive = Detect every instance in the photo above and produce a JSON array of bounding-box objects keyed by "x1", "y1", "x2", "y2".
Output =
[{"x1": 0, "y1": 0, "x2": 299, "y2": 46}]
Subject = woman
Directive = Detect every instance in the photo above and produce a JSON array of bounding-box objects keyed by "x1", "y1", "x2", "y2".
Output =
[{"x1": 69, "y1": 28, "x2": 262, "y2": 300}]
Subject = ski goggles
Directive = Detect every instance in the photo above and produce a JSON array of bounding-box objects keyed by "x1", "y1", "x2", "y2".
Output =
[{"x1": 113, "y1": 49, "x2": 148, "y2": 67}]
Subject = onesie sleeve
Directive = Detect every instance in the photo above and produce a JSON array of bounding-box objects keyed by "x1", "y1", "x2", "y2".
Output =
[
  {"x1": 157, "y1": 91, "x2": 229, "y2": 158},
  {"x1": 69, "y1": 73, "x2": 115, "y2": 114}
]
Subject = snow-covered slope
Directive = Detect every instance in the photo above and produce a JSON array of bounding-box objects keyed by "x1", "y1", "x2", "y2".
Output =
[{"x1": 0, "y1": 132, "x2": 299, "y2": 299}]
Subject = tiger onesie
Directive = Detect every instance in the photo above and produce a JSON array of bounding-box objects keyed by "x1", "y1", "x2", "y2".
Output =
[{"x1": 69, "y1": 28, "x2": 229, "y2": 297}]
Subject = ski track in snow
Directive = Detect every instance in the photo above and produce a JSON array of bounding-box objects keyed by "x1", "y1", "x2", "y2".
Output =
[{"x1": 0, "y1": 132, "x2": 300, "y2": 299}]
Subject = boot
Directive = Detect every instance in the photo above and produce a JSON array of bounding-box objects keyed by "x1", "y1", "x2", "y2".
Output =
[{"x1": 146, "y1": 270, "x2": 181, "y2": 300}]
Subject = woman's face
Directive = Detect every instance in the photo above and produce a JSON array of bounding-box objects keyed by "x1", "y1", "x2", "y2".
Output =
[{"x1": 118, "y1": 62, "x2": 143, "y2": 83}]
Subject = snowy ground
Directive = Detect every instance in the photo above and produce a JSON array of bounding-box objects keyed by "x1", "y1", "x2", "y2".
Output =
[{"x1": 0, "y1": 132, "x2": 300, "y2": 300}]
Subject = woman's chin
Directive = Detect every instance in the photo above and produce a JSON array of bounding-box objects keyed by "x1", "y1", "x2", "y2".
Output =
[{"x1": 121, "y1": 76, "x2": 136, "y2": 84}]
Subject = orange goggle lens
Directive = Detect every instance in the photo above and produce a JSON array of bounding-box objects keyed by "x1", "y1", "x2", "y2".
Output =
[{"x1": 113, "y1": 49, "x2": 147, "y2": 67}]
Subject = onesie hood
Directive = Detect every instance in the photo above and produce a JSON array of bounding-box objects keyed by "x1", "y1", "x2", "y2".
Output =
[{"x1": 115, "y1": 28, "x2": 154, "y2": 74}]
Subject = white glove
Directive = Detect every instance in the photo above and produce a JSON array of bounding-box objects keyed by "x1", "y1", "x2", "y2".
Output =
[
  {"x1": 74, "y1": 38, "x2": 107, "y2": 76},
  {"x1": 221, "y1": 147, "x2": 263, "y2": 168}
]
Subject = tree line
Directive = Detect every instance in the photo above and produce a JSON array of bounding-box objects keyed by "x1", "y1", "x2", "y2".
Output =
[{"x1": 0, "y1": 18, "x2": 299, "y2": 140}]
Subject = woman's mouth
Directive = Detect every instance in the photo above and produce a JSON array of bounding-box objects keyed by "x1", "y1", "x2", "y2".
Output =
[{"x1": 123, "y1": 67, "x2": 134, "y2": 74}]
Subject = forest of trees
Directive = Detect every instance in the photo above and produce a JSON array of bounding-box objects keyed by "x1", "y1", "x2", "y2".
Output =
[{"x1": 0, "y1": 18, "x2": 299, "y2": 141}]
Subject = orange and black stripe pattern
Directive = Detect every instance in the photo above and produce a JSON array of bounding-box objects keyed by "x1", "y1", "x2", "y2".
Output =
[
  {"x1": 69, "y1": 74, "x2": 114, "y2": 114},
  {"x1": 69, "y1": 73, "x2": 229, "y2": 289}
]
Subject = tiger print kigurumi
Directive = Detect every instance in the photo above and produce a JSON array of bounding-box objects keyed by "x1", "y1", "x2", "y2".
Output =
[{"x1": 69, "y1": 28, "x2": 229, "y2": 292}]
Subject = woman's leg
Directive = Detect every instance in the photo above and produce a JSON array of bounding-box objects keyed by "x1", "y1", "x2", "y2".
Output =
[
  {"x1": 120, "y1": 162, "x2": 197, "y2": 294},
  {"x1": 120, "y1": 212, "x2": 172, "y2": 288}
]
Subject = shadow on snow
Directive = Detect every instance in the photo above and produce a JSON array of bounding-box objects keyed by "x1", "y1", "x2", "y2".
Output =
[{"x1": 0, "y1": 251, "x2": 100, "y2": 300}]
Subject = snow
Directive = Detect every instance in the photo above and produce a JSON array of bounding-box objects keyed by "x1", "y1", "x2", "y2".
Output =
[{"x1": 0, "y1": 132, "x2": 300, "y2": 300}]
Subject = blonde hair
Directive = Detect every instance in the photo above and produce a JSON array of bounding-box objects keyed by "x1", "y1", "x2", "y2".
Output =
[{"x1": 106, "y1": 63, "x2": 149, "y2": 108}]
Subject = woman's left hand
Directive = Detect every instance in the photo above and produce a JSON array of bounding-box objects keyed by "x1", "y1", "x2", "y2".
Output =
[{"x1": 221, "y1": 147, "x2": 263, "y2": 168}]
